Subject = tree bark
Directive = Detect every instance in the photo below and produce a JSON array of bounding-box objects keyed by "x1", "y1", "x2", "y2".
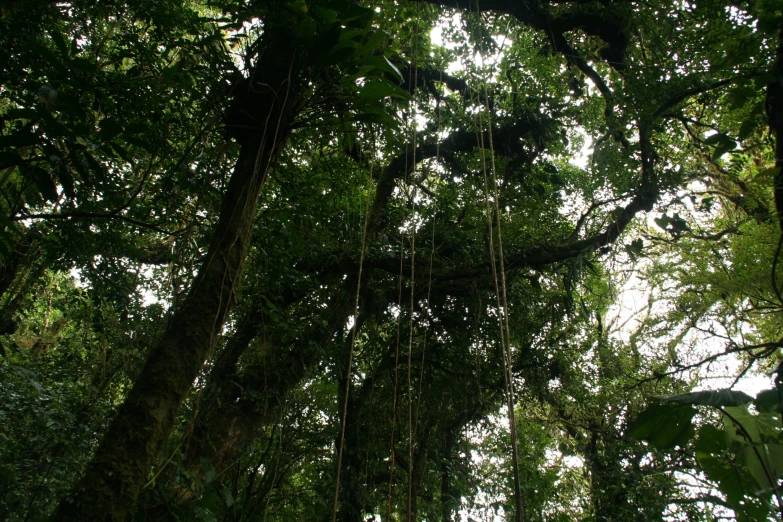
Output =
[
  {"x1": 0, "y1": 256, "x2": 47, "y2": 337},
  {"x1": 439, "y1": 428, "x2": 456, "y2": 522},
  {"x1": 768, "y1": 26, "x2": 783, "y2": 231},
  {"x1": 181, "y1": 151, "x2": 415, "y2": 485},
  {"x1": 184, "y1": 328, "x2": 324, "y2": 474},
  {"x1": 51, "y1": 25, "x2": 303, "y2": 522},
  {"x1": 0, "y1": 232, "x2": 33, "y2": 304}
]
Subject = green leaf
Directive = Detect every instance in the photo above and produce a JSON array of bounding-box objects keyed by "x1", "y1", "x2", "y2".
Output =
[
  {"x1": 0, "y1": 151, "x2": 22, "y2": 170},
  {"x1": 695, "y1": 424, "x2": 724, "y2": 455},
  {"x1": 722, "y1": 405, "x2": 783, "y2": 495},
  {"x1": 704, "y1": 133, "x2": 725, "y2": 145},
  {"x1": 695, "y1": 425, "x2": 765, "y2": 515},
  {"x1": 723, "y1": 405, "x2": 761, "y2": 442},
  {"x1": 738, "y1": 116, "x2": 760, "y2": 141},
  {"x1": 629, "y1": 404, "x2": 696, "y2": 449},
  {"x1": 359, "y1": 55, "x2": 404, "y2": 82},
  {"x1": 327, "y1": 41, "x2": 361, "y2": 63},
  {"x1": 653, "y1": 389, "x2": 755, "y2": 407},
  {"x1": 66, "y1": 143, "x2": 92, "y2": 184},
  {"x1": 360, "y1": 29, "x2": 389, "y2": 55},
  {"x1": 755, "y1": 389, "x2": 782, "y2": 413},
  {"x1": 712, "y1": 140, "x2": 737, "y2": 161},
  {"x1": 99, "y1": 118, "x2": 123, "y2": 141},
  {"x1": 110, "y1": 142, "x2": 133, "y2": 164},
  {"x1": 358, "y1": 78, "x2": 412, "y2": 101},
  {"x1": 624, "y1": 238, "x2": 644, "y2": 261},
  {"x1": 324, "y1": 0, "x2": 373, "y2": 28},
  {"x1": 222, "y1": 486, "x2": 234, "y2": 507},
  {"x1": 726, "y1": 85, "x2": 757, "y2": 109},
  {"x1": 81, "y1": 148, "x2": 108, "y2": 181},
  {"x1": 704, "y1": 132, "x2": 737, "y2": 160},
  {"x1": 200, "y1": 488, "x2": 221, "y2": 512},
  {"x1": 53, "y1": 162, "x2": 75, "y2": 199},
  {"x1": 653, "y1": 215, "x2": 671, "y2": 230},
  {"x1": 22, "y1": 164, "x2": 58, "y2": 202},
  {"x1": 352, "y1": 106, "x2": 399, "y2": 127},
  {"x1": 0, "y1": 131, "x2": 40, "y2": 148},
  {"x1": 200, "y1": 458, "x2": 217, "y2": 483},
  {"x1": 669, "y1": 214, "x2": 690, "y2": 233},
  {"x1": 125, "y1": 136, "x2": 157, "y2": 154},
  {"x1": 311, "y1": 6, "x2": 338, "y2": 25},
  {"x1": 753, "y1": 167, "x2": 780, "y2": 185},
  {"x1": 697, "y1": 450, "x2": 748, "y2": 508},
  {"x1": 49, "y1": 30, "x2": 70, "y2": 58},
  {"x1": 260, "y1": 295, "x2": 278, "y2": 313}
]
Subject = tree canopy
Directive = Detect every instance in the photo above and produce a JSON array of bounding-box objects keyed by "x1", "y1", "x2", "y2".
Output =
[{"x1": 1, "y1": 0, "x2": 782, "y2": 520}]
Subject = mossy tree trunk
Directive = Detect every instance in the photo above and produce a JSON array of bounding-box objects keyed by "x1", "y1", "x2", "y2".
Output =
[
  {"x1": 183, "y1": 324, "x2": 325, "y2": 475},
  {"x1": 180, "y1": 156, "x2": 412, "y2": 483},
  {"x1": 50, "y1": 27, "x2": 304, "y2": 522},
  {"x1": 0, "y1": 232, "x2": 34, "y2": 303}
]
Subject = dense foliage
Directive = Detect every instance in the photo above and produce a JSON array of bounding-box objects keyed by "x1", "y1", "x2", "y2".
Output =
[{"x1": 1, "y1": 0, "x2": 782, "y2": 520}]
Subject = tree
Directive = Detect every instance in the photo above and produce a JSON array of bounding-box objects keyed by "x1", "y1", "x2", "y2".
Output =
[{"x1": 1, "y1": 0, "x2": 782, "y2": 520}]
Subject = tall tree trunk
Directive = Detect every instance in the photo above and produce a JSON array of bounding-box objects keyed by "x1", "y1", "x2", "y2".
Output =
[
  {"x1": 51, "y1": 25, "x2": 303, "y2": 522},
  {"x1": 183, "y1": 158, "x2": 409, "y2": 486},
  {"x1": 181, "y1": 282, "x2": 347, "y2": 473},
  {"x1": 0, "y1": 257, "x2": 47, "y2": 337},
  {"x1": 439, "y1": 428, "x2": 456, "y2": 522},
  {"x1": 409, "y1": 422, "x2": 432, "y2": 520},
  {"x1": 0, "y1": 231, "x2": 41, "y2": 337},
  {"x1": 768, "y1": 26, "x2": 783, "y2": 231},
  {"x1": 335, "y1": 368, "x2": 359, "y2": 522},
  {"x1": 0, "y1": 231, "x2": 34, "y2": 303},
  {"x1": 586, "y1": 430, "x2": 629, "y2": 522},
  {"x1": 185, "y1": 334, "x2": 323, "y2": 474}
]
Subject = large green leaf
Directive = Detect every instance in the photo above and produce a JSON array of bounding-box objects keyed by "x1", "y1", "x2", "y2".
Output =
[
  {"x1": 358, "y1": 55, "x2": 403, "y2": 82},
  {"x1": 722, "y1": 406, "x2": 783, "y2": 496},
  {"x1": 358, "y1": 78, "x2": 412, "y2": 101},
  {"x1": 755, "y1": 388, "x2": 783, "y2": 413},
  {"x1": 0, "y1": 150, "x2": 22, "y2": 170},
  {"x1": 98, "y1": 118, "x2": 123, "y2": 141},
  {"x1": 653, "y1": 389, "x2": 754, "y2": 407},
  {"x1": 0, "y1": 130, "x2": 40, "y2": 148},
  {"x1": 694, "y1": 425, "x2": 770, "y2": 521},
  {"x1": 629, "y1": 404, "x2": 696, "y2": 449},
  {"x1": 22, "y1": 163, "x2": 59, "y2": 202}
]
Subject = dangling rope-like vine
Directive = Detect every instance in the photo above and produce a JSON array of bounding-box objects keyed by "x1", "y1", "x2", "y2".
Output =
[
  {"x1": 385, "y1": 10, "x2": 424, "y2": 520},
  {"x1": 332, "y1": 146, "x2": 376, "y2": 522},
  {"x1": 471, "y1": 4, "x2": 525, "y2": 520},
  {"x1": 413, "y1": 71, "x2": 442, "y2": 449},
  {"x1": 386, "y1": 48, "x2": 418, "y2": 521},
  {"x1": 386, "y1": 227, "x2": 406, "y2": 520},
  {"x1": 406, "y1": 24, "x2": 419, "y2": 521}
]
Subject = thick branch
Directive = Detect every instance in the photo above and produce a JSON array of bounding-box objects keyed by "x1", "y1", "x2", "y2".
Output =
[
  {"x1": 419, "y1": 0, "x2": 631, "y2": 71},
  {"x1": 317, "y1": 128, "x2": 658, "y2": 284},
  {"x1": 767, "y1": 26, "x2": 783, "y2": 231},
  {"x1": 398, "y1": 62, "x2": 474, "y2": 98},
  {"x1": 12, "y1": 211, "x2": 178, "y2": 236}
]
